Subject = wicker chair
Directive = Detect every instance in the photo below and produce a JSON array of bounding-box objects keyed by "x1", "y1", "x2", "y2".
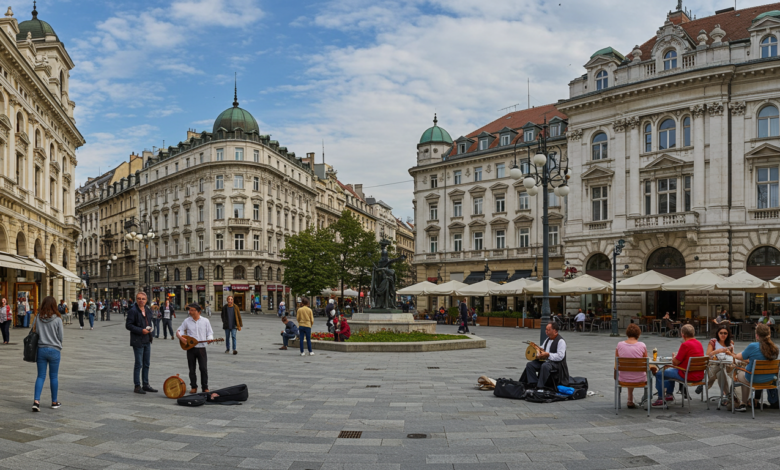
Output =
[
  {"x1": 731, "y1": 359, "x2": 780, "y2": 419},
  {"x1": 614, "y1": 357, "x2": 651, "y2": 417},
  {"x1": 658, "y1": 356, "x2": 710, "y2": 412}
]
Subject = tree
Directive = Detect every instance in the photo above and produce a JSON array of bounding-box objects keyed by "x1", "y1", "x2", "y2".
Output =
[
  {"x1": 281, "y1": 227, "x2": 337, "y2": 301},
  {"x1": 331, "y1": 210, "x2": 378, "y2": 310}
]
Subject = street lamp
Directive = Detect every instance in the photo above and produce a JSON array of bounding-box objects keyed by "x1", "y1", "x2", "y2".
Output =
[
  {"x1": 124, "y1": 216, "x2": 156, "y2": 297},
  {"x1": 611, "y1": 239, "x2": 625, "y2": 336},
  {"x1": 106, "y1": 254, "x2": 116, "y2": 302},
  {"x1": 509, "y1": 119, "x2": 572, "y2": 343}
]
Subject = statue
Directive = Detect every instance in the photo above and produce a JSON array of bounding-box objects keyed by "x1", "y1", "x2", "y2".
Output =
[{"x1": 370, "y1": 239, "x2": 406, "y2": 310}]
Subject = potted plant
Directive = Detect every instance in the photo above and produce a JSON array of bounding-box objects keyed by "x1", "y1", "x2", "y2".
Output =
[
  {"x1": 502, "y1": 311, "x2": 519, "y2": 327},
  {"x1": 487, "y1": 311, "x2": 503, "y2": 327}
]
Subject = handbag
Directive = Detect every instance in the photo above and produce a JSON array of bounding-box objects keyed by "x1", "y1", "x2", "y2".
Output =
[{"x1": 23, "y1": 316, "x2": 39, "y2": 363}]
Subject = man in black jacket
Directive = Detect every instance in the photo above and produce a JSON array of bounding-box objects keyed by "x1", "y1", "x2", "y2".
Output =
[
  {"x1": 125, "y1": 291, "x2": 158, "y2": 394},
  {"x1": 457, "y1": 300, "x2": 470, "y2": 334}
]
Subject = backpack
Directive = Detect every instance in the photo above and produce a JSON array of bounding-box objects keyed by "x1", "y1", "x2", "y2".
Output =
[{"x1": 493, "y1": 378, "x2": 526, "y2": 400}]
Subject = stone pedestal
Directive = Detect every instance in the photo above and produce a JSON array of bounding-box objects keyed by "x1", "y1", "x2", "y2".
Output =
[{"x1": 350, "y1": 309, "x2": 437, "y2": 334}]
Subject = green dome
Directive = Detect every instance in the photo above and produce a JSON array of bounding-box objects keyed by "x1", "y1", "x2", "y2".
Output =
[
  {"x1": 419, "y1": 114, "x2": 453, "y2": 144},
  {"x1": 754, "y1": 10, "x2": 780, "y2": 22},
  {"x1": 17, "y1": 4, "x2": 58, "y2": 41}
]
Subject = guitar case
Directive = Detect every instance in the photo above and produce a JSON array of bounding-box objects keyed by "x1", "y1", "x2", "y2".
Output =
[{"x1": 176, "y1": 384, "x2": 249, "y2": 407}]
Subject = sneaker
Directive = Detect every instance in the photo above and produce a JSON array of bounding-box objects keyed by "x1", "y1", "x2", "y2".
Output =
[
  {"x1": 233, "y1": 350, "x2": 237, "y2": 355},
  {"x1": 651, "y1": 399, "x2": 666, "y2": 407},
  {"x1": 664, "y1": 395, "x2": 675, "y2": 402},
  {"x1": 32, "y1": 402, "x2": 40, "y2": 412},
  {"x1": 309, "y1": 352, "x2": 315, "y2": 356},
  {"x1": 80, "y1": 327, "x2": 83, "y2": 330},
  {"x1": 51, "y1": 402, "x2": 61, "y2": 409},
  {"x1": 301, "y1": 352, "x2": 306, "y2": 356},
  {"x1": 90, "y1": 327, "x2": 93, "y2": 330},
  {"x1": 736, "y1": 404, "x2": 747, "y2": 412}
]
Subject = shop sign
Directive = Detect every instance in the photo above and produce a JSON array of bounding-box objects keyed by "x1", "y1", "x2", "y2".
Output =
[
  {"x1": 254, "y1": 285, "x2": 262, "y2": 291},
  {"x1": 184, "y1": 285, "x2": 192, "y2": 292},
  {"x1": 267, "y1": 285, "x2": 276, "y2": 292},
  {"x1": 231, "y1": 284, "x2": 250, "y2": 291},
  {"x1": 196, "y1": 285, "x2": 206, "y2": 291}
]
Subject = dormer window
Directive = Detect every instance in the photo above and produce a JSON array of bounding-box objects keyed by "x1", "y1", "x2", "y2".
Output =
[
  {"x1": 549, "y1": 124, "x2": 561, "y2": 137},
  {"x1": 500, "y1": 134, "x2": 511, "y2": 146},
  {"x1": 524, "y1": 130, "x2": 534, "y2": 142},
  {"x1": 459, "y1": 143, "x2": 467, "y2": 154},
  {"x1": 479, "y1": 139, "x2": 489, "y2": 150},
  {"x1": 663, "y1": 50, "x2": 677, "y2": 70},
  {"x1": 761, "y1": 36, "x2": 778, "y2": 58},
  {"x1": 595, "y1": 70, "x2": 608, "y2": 90}
]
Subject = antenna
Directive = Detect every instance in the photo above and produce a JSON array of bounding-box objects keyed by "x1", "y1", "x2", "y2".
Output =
[
  {"x1": 528, "y1": 78, "x2": 530, "y2": 109},
  {"x1": 499, "y1": 104, "x2": 520, "y2": 113},
  {"x1": 322, "y1": 139, "x2": 325, "y2": 165}
]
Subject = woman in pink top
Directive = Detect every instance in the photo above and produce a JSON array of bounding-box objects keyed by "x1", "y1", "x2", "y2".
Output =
[{"x1": 615, "y1": 323, "x2": 648, "y2": 409}]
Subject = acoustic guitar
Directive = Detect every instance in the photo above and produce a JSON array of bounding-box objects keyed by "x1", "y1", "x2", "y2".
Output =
[
  {"x1": 179, "y1": 336, "x2": 224, "y2": 351},
  {"x1": 524, "y1": 341, "x2": 546, "y2": 362}
]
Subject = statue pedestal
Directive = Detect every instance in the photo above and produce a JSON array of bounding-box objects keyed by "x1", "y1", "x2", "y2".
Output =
[{"x1": 350, "y1": 309, "x2": 436, "y2": 334}]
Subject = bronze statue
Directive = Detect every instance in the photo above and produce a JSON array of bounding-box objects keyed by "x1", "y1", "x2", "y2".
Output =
[{"x1": 370, "y1": 239, "x2": 406, "y2": 310}]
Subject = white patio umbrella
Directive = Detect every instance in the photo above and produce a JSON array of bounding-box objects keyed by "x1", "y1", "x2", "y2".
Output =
[
  {"x1": 550, "y1": 274, "x2": 612, "y2": 294},
  {"x1": 717, "y1": 270, "x2": 778, "y2": 293},
  {"x1": 456, "y1": 280, "x2": 500, "y2": 297},
  {"x1": 397, "y1": 281, "x2": 437, "y2": 295},
  {"x1": 616, "y1": 270, "x2": 676, "y2": 291},
  {"x1": 425, "y1": 280, "x2": 468, "y2": 296},
  {"x1": 523, "y1": 278, "x2": 564, "y2": 295},
  {"x1": 662, "y1": 268, "x2": 726, "y2": 333},
  {"x1": 489, "y1": 278, "x2": 535, "y2": 295}
]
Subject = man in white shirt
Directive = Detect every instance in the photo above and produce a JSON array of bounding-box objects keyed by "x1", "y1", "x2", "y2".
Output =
[
  {"x1": 177, "y1": 303, "x2": 215, "y2": 393},
  {"x1": 522, "y1": 322, "x2": 570, "y2": 389},
  {"x1": 574, "y1": 309, "x2": 586, "y2": 332},
  {"x1": 77, "y1": 295, "x2": 87, "y2": 329}
]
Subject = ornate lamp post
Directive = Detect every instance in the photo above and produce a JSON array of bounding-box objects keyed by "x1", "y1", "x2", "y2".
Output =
[
  {"x1": 106, "y1": 254, "x2": 116, "y2": 301},
  {"x1": 124, "y1": 216, "x2": 156, "y2": 297},
  {"x1": 611, "y1": 239, "x2": 625, "y2": 336},
  {"x1": 509, "y1": 119, "x2": 572, "y2": 343}
]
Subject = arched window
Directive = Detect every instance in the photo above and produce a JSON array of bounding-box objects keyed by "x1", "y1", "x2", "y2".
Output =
[
  {"x1": 254, "y1": 266, "x2": 262, "y2": 280},
  {"x1": 174, "y1": 268, "x2": 180, "y2": 281},
  {"x1": 591, "y1": 132, "x2": 608, "y2": 160},
  {"x1": 586, "y1": 253, "x2": 612, "y2": 281},
  {"x1": 276, "y1": 268, "x2": 282, "y2": 281},
  {"x1": 186, "y1": 267, "x2": 192, "y2": 281},
  {"x1": 198, "y1": 266, "x2": 204, "y2": 280},
  {"x1": 761, "y1": 36, "x2": 778, "y2": 58},
  {"x1": 214, "y1": 265, "x2": 223, "y2": 280},
  {"x1": 747, "y1": 246, "x2": 780, "y2": 280},
  {"x1": 659, "y1": 119, "x2": 676, "y2": 150},
  {"x1": 595, "y1": 70, "x2": 608, "y2": 90},
  {"x1": 268, "y1": 267, "x2": 273, "y2": 280},
  {"x1": 234, "y1": 265, "x2": 246, "y2": 280},
  {"x1": 644, "y1": 123, "x2": 652, "y2": 152},
  {"x1": 663, "y1": 50, "x2": 677, "y2": 70},
  {"x1": 758, "y1": 105, "x2": 779, "y2": 138},
  {"x1": 682, "y1": 117, "x2": 691, "y2": 147},
  {"x1": 646, "y1": 247, "x2": 686, "y2": 278}
]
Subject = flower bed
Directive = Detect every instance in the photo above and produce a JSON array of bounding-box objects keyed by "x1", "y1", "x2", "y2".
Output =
[
  {"x1": 312, "y1": 332, "x2": 334, "y2": 341},
  {"x1": 345, "y1": 331, "x2": 470, "y2": 343}
]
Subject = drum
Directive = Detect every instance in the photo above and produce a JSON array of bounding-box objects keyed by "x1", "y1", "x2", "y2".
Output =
[{"x1": 164, "y1": 374, "x2": 187, "y2": 399}]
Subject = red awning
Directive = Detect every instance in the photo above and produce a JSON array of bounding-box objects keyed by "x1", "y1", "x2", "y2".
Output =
[
  {"x1": 267, "y1": 285, "x2": 276, "y2": 292},
  {"x1": 231, "y1": 284, "x2": 250, "y2": 292}
]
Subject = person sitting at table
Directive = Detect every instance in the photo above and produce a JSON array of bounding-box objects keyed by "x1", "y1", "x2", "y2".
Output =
[
  {"x1": 652, "y1": 324, "x2": 704, "y2": 407},
  {"x1": 521, "y1": 323, "x2": 570, "y2": 389},
  {"x1": 662, "y1": 312, "x2": 671, "y2": 321},
  {"x1": 574, "y1": 309, "x2": 586, "y2": 332},
  {"x1": 713, "y1": 310, "x2": 729, "y2": 326},
  {"x1": 696, "y1": 325, "x2": 734, "y2": 403},
  {"x1": 757, "y1": 310, "x2": 775, "y2": 326},
  {"x1": 615, "y1": 324, "x2": 647, "y2": 409},
  {"x1": 728, "y1": 323, "x2": 779, "y2": 412}
]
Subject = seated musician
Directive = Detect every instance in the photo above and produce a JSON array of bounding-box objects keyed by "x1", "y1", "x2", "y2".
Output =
[
  {"x1": 176, "y1": 303, "x2": 215, "y2": 394},
  {"x1": 521, "y1": 323, "x2": 570, "y2": 389}
]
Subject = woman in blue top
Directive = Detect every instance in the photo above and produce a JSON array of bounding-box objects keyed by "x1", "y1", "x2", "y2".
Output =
[{"x1": 729, "y1": 324, "x2": 778, "y2": 412}]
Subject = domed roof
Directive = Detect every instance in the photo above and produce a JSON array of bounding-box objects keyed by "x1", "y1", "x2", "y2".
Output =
[
  {"x1": 419, "y1": 114, "x2": 453, "y2": 144},
  {"x1": 754, "y1": 10, "x2": 780, "y2": 22},
  {"x1": 212, "y1": 84, "x2": 259, "y2": 135},
  {"x1": 17, "y1": 3, "x2": 58, "y2": 42}
]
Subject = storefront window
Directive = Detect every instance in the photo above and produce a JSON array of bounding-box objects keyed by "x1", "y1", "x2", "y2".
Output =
[
  {"x1": 747, "y1": 293, "x2": 780, "y2": 318},
  {"x1": 581, "y1": 293, "x2": 611, "y2": 315}
]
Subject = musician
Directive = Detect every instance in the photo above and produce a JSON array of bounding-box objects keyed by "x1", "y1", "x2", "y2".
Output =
[
  {"x1": 126, "y1": 291, "x2": 157, "y2": 395},
  {"x1": 521, "y1": 322, "x2": 570, "y2": 389},
  {"x1": 177, "y1": 303, "x2": 215, "y2": 394}
]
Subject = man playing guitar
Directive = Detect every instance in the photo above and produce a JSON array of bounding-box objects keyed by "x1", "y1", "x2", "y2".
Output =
[{"x1": 176, "y1": 303, "x2": 216, "y2": 394}]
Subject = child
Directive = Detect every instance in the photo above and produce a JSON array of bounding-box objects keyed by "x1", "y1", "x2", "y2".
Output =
[{"x1": 176, "y1": 303, "x2": 215, "y2": 394}]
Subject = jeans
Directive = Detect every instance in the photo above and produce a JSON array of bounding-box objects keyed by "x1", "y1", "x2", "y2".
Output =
[
  {"x1": 655, "y1": 368, "x2": 684, "y2": 398},
  {"x1": 225, "y1": 328, "x2": 237, "y2": 351},
  {"x1": 298, "y1": 326, "x2": 312, "y2": 353},
  {"x1": 1, "y1": 321, "x2": 10, "y2": 342},
  {"x1": 88, "y1": 313, "x2": 95, "y2": 328},
  {"x1": 77, "y1": 311, "x2": 84, "y2": 327},
  {"x1": 132, "y1": 342, "x2": 151, "y2": 387},
  {"x1": 281, "y1": 332, "x2": 296, "y2": 347},
  {"x1": 162, "y1": 319, "x2": 174, "y2": 338},
  {"x1": 24, "y1": 312, "x2": 30, "y2": 328},
  {"x1": 152, "y1": 318, "x2": 161, "y2": 338},
  {"x1": 34, "y1": 347, "x2": 61, "y2": 402}
]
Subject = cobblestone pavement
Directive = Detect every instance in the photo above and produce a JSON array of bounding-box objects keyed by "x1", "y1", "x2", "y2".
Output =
[{"x1": 0, "y1": 314, "x2": 779, "y2": 470}]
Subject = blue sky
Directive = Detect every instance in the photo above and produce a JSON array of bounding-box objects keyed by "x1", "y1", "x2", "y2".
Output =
[{"x1": 33, "y1": 0, "x2": 769, "y2": 220}]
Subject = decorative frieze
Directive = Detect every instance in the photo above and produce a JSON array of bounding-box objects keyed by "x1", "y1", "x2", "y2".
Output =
[
  {"x1": 566, "y1": 128, "x2": 583, "y2": 141},
  {"x1": 690, "y1": 104, "x2": 706, "y2": 119},
  {"x1": 708, "y1": 101, "x2": 724, "y2": 116},
  {"x1": 729, "y1": 101, "x2": 746, "y2": 116}
]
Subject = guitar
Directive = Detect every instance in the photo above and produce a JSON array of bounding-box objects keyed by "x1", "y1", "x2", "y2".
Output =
[
  {"x1": 524, "y1": 341, "x2": 546, "y2": 362},
  {"x1": 179, "y1": 336, "x2": 224, "y2": 351}
]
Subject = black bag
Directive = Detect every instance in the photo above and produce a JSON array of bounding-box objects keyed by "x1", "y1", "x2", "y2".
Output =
[
  {"x1": 524, "y1": 389, "x2": 568, "y2": 403},
  {"x1": 207, "y1": 384, "x2": 248, "y2": 403},
  {"x1": 177, "y1": 395, "x2": 207, "y2": 407},
  {"x1": 493, "y1": 378, "x2": 526, "y2": 399},
  {"x1": 568, "y1": 376, "x2": 588, "y2": 400},
  {"x1": 23, "y1": 316, "x2": 39, "y2": 363}
]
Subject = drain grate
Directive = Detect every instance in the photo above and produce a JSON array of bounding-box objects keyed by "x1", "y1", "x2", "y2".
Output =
[
  {"x1": 366, "y1": 385, "x2": 381, "y2": 388},
  {"x1": 407, "y1": 433, "x2": 427, "y2": 439},
  {"x1": 338, "y1": 431, "x2": 362, "y2": 439},
  {"x1": 427, "y1": 367, "x2": 440, "y2": 369}
]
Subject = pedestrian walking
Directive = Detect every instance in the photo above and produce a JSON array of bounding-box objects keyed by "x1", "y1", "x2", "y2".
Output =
[
  {"x1": 122, "y1": 298, "x2": 128, "y2": 317},
  {"x1": 176, "y1": 303, "x2": 214, "y2": 393},
  {"x1": 457, "y1": 300, "x2": 470, "y2": 334},
  {"x1": 151, "y1": 301, "x2": 161, "y2": 338},
  {"x1": 98, "y1": 300, "x2": 105, "y2": 321},
  {"x1": 279, "y1": 316, "x2": 298, "y2": 350},
  {"x1": 297, "y1": 297, "x2": 314, "y2": 356},
  {"x1": 204, "y1": 301, "x2": 212, "y2": 317},
  {"x1": 0, "y1": 298, "x2": 11, "y2": 343},
  {"x1": 77, "y1": 295, "x2": 86, "y2": 329},
  {"x1": 126, "y1": 291, "x2": 157, "y2": 395},
  {"x1": 57, "y1": 300, "x2": 69, "y2": 326},
  {"x1": 221, "y1": 296, "x2": 242, "y2": 355},
  {"x1": 17, "y1": 297, "x2": 27, "y2": 328},
  {"x1": 278, "y1": 301, "x2": 286, "y2": 318},
  {"x1": 87, "y1": 299, "x2": 96, "y2": 330},
  {"x1": 31, "y1": 296, "x2": 64, "y2": 412},
  {"x1": 161, "y1": 299, "x2": 176, "y2": 340}
]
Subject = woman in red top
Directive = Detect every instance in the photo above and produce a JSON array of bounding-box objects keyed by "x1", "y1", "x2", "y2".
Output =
[
  {"x1": 335, "y1": 315, "x2": 351, "y2": 342},
  {"x1": 652, "y1": 324, "x2": 704, "y2": 407}
]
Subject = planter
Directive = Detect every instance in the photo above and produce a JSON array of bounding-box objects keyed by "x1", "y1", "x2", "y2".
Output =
[
  {"x1": 488, "y1": 316, "x2": 503, "y2": 327},
  {"x1": 522, "y1": 318, "x2": 534, "y2": 328},
  {"x1": 532, "y1": 319, "x2": 542, "y2": 329},
  {"x1": 502, "y1": 317, "x2": 518, "y2": 327}
]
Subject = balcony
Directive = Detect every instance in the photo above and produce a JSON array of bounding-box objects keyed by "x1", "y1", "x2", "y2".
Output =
[
  {"x1": 229, "y1": 218, "x2": 250, "y2": 227},
  {"x1": 750, "y1": 208, "x2": 780, "y2": 221},
  {"x1": 587, "y1": 220, "x2": 612, "y2": 231},
  {"x1": 628, "y1": 212, "x2": 699, "y2": 232},
  {"x1": 489, "y1": 249, "x2": 506, "y2": 258}
]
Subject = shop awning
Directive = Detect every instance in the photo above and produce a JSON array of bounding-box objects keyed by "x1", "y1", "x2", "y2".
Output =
[
  {"x1": 508, "y1": 270, "x2": 533, "y2": 282},
  {"x1": 463, "y1": 272, "x2": 485, "y2": 285},
  {"x1": 0, "y1": 251, "x2": 45, "y2": 273},
  {"x1": 44, "y1": 261, "x2": 81, "y2": 283},
  {"x1": 489, "y1": 270, "x2": 509, "y2": 284}
]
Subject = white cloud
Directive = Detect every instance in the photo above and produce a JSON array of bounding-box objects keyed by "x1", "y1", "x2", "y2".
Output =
[{"x1": 75, "y1": 124, "x2": 159, "y2": 185}]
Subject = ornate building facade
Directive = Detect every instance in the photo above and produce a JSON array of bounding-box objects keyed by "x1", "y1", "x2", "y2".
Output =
[
  {"x1": 136, "y1": 93, "x2": 317, "y2": 313},
  {"x1": 0, "y1": 5, "x2": 84, "y2": 312},
  {"x1": 409, "y1": 110, "x2": 568, "y2": 312},
  {"x1": 560, "y1": 3, "x2": 780, "y2": 323}
]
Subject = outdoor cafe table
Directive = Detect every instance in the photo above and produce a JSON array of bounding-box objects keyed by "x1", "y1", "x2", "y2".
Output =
[{"x1": 640, "y1": 358, "x2": 672, "y2": 406}]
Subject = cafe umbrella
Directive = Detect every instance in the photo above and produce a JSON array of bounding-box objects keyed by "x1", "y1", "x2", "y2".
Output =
[{"x1": 662, "y1": 269, "x2": 726, "y2": 333}]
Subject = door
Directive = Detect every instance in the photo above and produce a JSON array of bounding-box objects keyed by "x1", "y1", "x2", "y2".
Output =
[
  {"x1": 233, "y1": 293, "x2": 245, "y2": 312},
  {"x1": 655, "y1": 291, "x2": 679, "y2": 320}
]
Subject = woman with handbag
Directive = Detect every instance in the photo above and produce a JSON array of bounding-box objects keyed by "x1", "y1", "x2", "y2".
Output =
[
  {"x1": 0, "y1": 298, "x2": 11, "y2": 343},
  {"x1": 31, "y1": 296, "x2": 64, "y2": 412}
]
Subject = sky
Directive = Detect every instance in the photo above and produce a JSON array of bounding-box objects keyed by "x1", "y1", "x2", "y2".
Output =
[{"x1": 32, "y1": 0, "x2": 770, "y2": 220}]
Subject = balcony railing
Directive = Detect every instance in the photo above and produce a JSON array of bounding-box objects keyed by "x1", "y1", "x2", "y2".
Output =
[
  {"x1": 588, "y1": 220, "x2": 611, "y2": 231},
  {"x1": 630, "y1": 212, "x2": 698, "y2": 230},
  {"x1": 229, "y1": 218, "x2": 250, "y2": 226},
  {"x1": 750, "y1": 208, "x2": 780, "y2": 220}
]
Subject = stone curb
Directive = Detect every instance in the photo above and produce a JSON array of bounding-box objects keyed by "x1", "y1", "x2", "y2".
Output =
[{"x1": 289, "y1": 335, "x2": 487, "y2": 352}]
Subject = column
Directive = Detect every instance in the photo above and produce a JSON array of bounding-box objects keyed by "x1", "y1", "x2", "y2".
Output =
[
  {"x1": 691, "y1": 104, "x2": 706, "y2": 213},
  {"x1": 707, "y1": 101, "x2": 728, "y2": 223},
  {"x1": 729, "y1": 102, "x2": 747, "y2": 220},
  {"x1": 612, "y1": 120, "x2": 627, "y2": 229},
  {"x1": 628, "y1": 117, "x2": 641, "y2": 217},
  {"x1": 565, "y1": 130, "x2": 583, "y2": 235}
]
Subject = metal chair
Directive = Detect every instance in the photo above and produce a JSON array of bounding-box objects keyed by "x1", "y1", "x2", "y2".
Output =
[
  {"x1": 659, "y1": 356, "x2": 710, "y2": 412},
  {"x1": 664, "y1": 319, "x2": 679, "y2": 338},
  {"x1": 614, "y1": 357, "x2": 651, "y2": 417},
  {"x1": 731, "y1": 359, "x2": 780, "y2": 419}
]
